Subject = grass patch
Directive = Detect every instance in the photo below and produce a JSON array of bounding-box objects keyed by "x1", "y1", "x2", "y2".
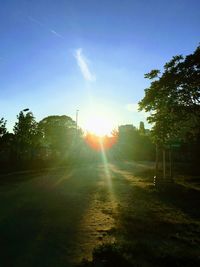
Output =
[
  {"x1": 77, "y1": 241, "x2": 200, "y2": 267},
  {"x1": 77, "y1": 163, "x2": 200, "y2": 266},
  {"x1": 0, "y1": 161, "x2": 199, "y2": 266}
]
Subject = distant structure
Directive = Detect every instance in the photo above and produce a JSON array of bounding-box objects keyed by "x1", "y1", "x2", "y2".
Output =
[
  {"x1": 119, "y1": 123, "x2": 150, "y2": 135},
  {"x1": 139, "y1": 121, "x2": 145, "y2": 134},
  {"x1": 118, "y1": 124, "x2": 135, "y2": 133},
  {"x1": 139, "y1": 121, "x2": 150, "y2": 135}
]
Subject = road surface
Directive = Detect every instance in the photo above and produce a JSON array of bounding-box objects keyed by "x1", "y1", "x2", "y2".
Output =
[{"x1": 0, "y1": 161, "x2": 152, "y2": 267}]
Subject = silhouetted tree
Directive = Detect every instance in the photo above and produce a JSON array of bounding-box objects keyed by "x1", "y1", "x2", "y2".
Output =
[
  {"x1": 13, "y1": 110, "x2": 40, "y2": 160},
  {"x1": 38, "y1": 115, "x2": 77, "y2": 158},
  {"x1": 117, "y1": 124, "x2": 154, "y2": 160},
  {"x1": 0, "y1": 118, "x2": 8, "y2": 161},
  {"x1": 139, "y1": 45, "x2": 200, "y2": 176},
  {"x1": 0, "y1": 118, "x2": 7, "y2": 138},
  {"x1": 139, "y1": 45, "x2": 200, "y2": 145}
]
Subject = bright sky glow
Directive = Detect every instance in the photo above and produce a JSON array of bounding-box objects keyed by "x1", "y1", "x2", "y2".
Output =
[
  {"x1": 83, "y1": 116, "x2": 113, "y2": 136},
  {"x1": 81, "y1": 105, "x2": 117, "y2": 136},
  {"x1": 0, "y1": 0, "x2": 199, "y2": 131}
]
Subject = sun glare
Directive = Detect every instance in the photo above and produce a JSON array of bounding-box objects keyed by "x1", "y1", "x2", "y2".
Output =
[{"x1": 84, "y1": 115, "x2": 114, "y2": 137}]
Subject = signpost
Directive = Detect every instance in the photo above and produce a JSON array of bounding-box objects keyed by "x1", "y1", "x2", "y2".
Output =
[{"x1": 154, "y1": 140, "x2": 181, "y2": 188}]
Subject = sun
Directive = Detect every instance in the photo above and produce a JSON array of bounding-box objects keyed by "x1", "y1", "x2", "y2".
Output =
[{"x1": 83, "y1": 115, "x2": 114, "y2": 136}]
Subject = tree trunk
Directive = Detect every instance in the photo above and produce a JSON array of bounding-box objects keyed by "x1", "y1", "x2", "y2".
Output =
[
  {"x1": 155, "y1": 144, "x2": 159, "y2": 177},
  {"x1": 163, "y1": 148, "x2": 166, "y2": 179},
  {"x1": 169, "y1": 148, "x2": 173, "y2": 179}
]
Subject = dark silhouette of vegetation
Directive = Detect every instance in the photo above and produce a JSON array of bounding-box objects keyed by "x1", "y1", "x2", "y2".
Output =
[
  {"x1": 0, "y1": 109, "x2": 155, "y2": 173},
  {"x1": 117, "y1": 124, "x2": 154, "y2": 160},
  {"x1": 0, "y1": 118, "x2": 7, "y2": 137},
  {"x1": 13, "y1": 110, "x2": 40, "y2": 160},
  {"x1": 139, "y1": 45, "x2": 200, "y2": 177},
  {"x1": 38, "y1": 115, "x2": 77, "y2": 159},
  {"x1": 139, "y1": 45, "x2": 200, "y2": 144},
  {"x1": 0, "y1": 118, "x2": 9, "y2": 162}
]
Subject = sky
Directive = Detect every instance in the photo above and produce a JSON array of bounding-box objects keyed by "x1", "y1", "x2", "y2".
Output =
[{"x1": 0, "y1": 0, "x2": 200, "y2": 133}]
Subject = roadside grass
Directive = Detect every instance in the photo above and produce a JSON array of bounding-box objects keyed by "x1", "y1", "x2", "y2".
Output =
[
  {"x1": 78, "y1": 164, "x2": 200, "y2": 267},
  {"x1": 0, "y1": 161, "x2": 199, "y2": 266}
]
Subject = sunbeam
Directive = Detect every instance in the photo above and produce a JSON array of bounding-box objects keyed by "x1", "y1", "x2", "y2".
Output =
[{"x1": 99, "y1": 138, "x2": 112, "y2": 191}]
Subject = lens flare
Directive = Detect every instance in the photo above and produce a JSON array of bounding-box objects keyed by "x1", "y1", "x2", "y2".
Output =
[{"x1": 84, "y1": 134, "x2": 117, "y2": 151}]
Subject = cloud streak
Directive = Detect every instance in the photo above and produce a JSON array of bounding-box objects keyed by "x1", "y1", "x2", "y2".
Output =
[
  {"x1": 75, "y1": 48, "x2": 96, "y2": 82},
  {"x1": 50, "y1": 30, "x2": 64, "y2": 39},
  {"x1": 27, "y1": 15, "x2": 44, "y2": 26},
  {"x1": 27, "y1": 15, "x2": 64, "y2": 39}
]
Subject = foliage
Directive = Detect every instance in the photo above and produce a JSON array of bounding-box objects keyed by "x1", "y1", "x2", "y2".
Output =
[
  {"x1": 13, "y1": 110, "x2": 40, "y2": 158},
  {"x1": 14, "y1": 110, "x2": 38, "y2": 139},
  {"x1": 0, "y1": 118, "x2": 7, "y2": 138},
  {"x1": 0, "y1": 118, "x2": 8, "y2": 158},
  {"x1": 139, "y1": 45, "x2": 200, "y2": 144},
  {"x1": 117, "y1": 124, "x2": 154, "y2": 160},
  {"x1": 38, "y1": 115, "x2": 77, "y2": 156}
]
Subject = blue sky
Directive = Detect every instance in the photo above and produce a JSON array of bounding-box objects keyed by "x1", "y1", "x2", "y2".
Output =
[{"x1": 0, "y1": 0, "x2": 199, "y2": 132}]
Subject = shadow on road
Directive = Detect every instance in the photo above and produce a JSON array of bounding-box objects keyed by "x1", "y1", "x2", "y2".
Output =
[
  {"x1": 0, "y1": 161, "x2": 199, "y2": 267},
  {"x1": 0, "y1": 164, "x2": 102, "y2": 267}
]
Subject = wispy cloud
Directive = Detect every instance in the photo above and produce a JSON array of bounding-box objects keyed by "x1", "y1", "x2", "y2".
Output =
[
  {"x1": 27, "y1": 15, "x2": 64, "y2": 39},
  {"x1": 50, "y1": 30, "x2": 64, "y2": 39},
  {"x1": 75, "y1": 48, "x2": 96, "y2": 82},
  {"x1": 27, "y1": 15, "x2": 44, "y2": 26}
]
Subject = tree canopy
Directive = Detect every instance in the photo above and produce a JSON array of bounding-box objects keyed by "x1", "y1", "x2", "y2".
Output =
[
  {"x1": 13, "y1": 110, "x2": 40, "y2": 158},
  {"x1": 0, "y1": 118, "x2": 7, "y2": 138},
  {"x1": 39, "y1": 115, "x2": 77, "y2": 155},
  {"x1": 139, "y1": 45, "x2": 200, "y2": 144}
]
